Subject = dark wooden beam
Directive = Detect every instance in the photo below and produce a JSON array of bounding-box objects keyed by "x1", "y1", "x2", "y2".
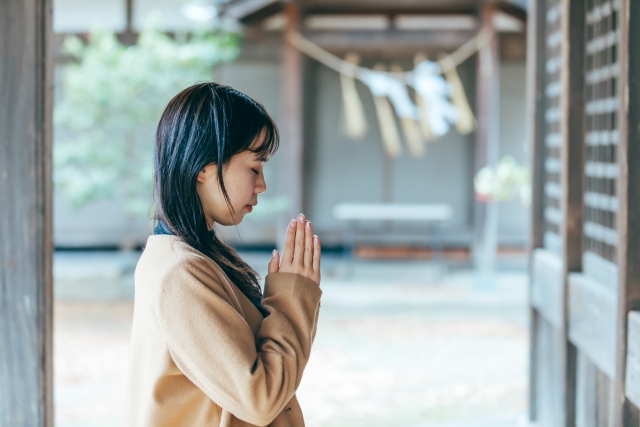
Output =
[
  {"x1": 557, "y1": 0, "x2": 586, "y2": 426},
  {"x1": 561, "y1": 0, "x2": 586, "y2": 277},
  {"x1": 281, "y1": 2, "x2": 305, "y2": 222},
  {"x1": 495, "y1": 1, "x2": 527, "y2": 22},
  {"x1": 0, "y1": 0, "x2": 54, "y2": 425},
  {"x1": 225, "y1": 0, "x2": 282, "y2": 21},
  {"x1": 300, "y1": 0, "x2": 480, "y2": 15},
  {"x1": 303, "y1": 29, "x2": 477, "y2": 53}
]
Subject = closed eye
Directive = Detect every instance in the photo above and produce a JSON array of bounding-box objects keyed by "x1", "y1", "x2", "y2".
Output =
[{"x1": 252, "y1": 168, "x2": 259, "y2": 175}]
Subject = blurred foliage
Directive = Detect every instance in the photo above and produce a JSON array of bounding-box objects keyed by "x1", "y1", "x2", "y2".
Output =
[
  {"x1": 54, "y1": 22, "x2": 240, "y2": 218},
  {"x1": 474, "y1": 156, "x2": 531, "y2": 205}
]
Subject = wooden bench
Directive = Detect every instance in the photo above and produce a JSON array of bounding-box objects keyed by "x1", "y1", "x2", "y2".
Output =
[{"x1": 332, "y1": 203, "x2": 454, "y2": 276}]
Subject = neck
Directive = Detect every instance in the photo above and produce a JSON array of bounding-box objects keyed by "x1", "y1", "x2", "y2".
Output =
[{"x1": 202, "y1": 214, "x2": 216, "y2": 233}]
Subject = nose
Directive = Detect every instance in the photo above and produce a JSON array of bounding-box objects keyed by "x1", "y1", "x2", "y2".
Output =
[{"x1": 256, "y1": 171, "x2": 267, "y2": 194}]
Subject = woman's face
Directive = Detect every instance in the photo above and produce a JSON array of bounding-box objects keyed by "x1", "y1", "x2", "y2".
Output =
[{"x1": 196, "y1": 133, "x2": 268, "y2": 228}]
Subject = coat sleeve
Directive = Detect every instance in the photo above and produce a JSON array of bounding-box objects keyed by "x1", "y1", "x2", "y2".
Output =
[{"x1": 152, "y1": 255, "x2": 322, "y2": 426}]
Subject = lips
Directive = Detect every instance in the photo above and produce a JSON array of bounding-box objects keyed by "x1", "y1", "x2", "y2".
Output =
[{"x1": 245, "y1": 205, "x2": 253, "y2": 212}]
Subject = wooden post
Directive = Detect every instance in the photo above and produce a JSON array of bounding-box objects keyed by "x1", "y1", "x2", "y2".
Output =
[
  {"x1": 527, "y1": 0, "x2": 547, "y2": 255},
  {"x1": 526, "y1": 0, "x2": 546, "y2": 418},
  {"x1": 614, "y1": 0, "x2": 640, "y2": 424},
  {"x1": 279, "y1": 1, "x2": 305, "y2": 243},
  {"x1": 0, "y1": 0, "x2": 54, "y2": 425},
  {"x1": 119, "y1": 0, "x2": 137, "y2": 45},
  {"x1": 558, "y1": 0, "x2": 587, "y2": 425},
  {"x1": 472, "y1": 3, "x2": 500, "y2": 286},
  {"x1": 528, "y1": 0, "x2": 585, "y2": 425}
]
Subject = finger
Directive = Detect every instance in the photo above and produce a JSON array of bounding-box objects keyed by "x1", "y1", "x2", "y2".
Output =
[
  {"x1": 281, "y1": 219, "x2": 296, "y2": 265},
  {"x1": 268, "y1": 249, "x2": 280, "y2": 274},
  {"x1": 312, "y1": 235, "x2": 321, "y2": 273},
  {"x1": 293, "y1": 213, "x2": 306, "y2": 264},
  {"x1": 304, "y1": 220, "x2": 313, "y2": 268}
]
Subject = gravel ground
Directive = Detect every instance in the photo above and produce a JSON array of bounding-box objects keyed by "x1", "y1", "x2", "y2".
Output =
[
  {"x1": 298, "y1": 308, "x2": 528, "y2": 427},
  {"x1": 53, "y1": 253, "x2": 529, "y2": 427},
  {"x1": 54, "y1": 302, "x2": 133, "y2": 427}
]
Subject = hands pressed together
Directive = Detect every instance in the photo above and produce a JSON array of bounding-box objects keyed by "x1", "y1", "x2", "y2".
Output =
[{"x1": 268, "y1": 213, "x2": 321, "y2": 286}]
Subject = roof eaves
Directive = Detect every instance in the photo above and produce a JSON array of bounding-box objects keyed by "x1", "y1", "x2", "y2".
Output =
[{"x1": 224, "y1": 0, "x2": 283, "y2": 21}]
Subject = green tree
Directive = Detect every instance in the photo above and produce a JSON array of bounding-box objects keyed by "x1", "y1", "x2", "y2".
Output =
[{"x1": 54, "y1": 24, "x2": 240, "y2": 218}]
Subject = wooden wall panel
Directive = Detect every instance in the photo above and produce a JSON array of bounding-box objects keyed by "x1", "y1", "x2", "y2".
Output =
[
  {"x1": 576, "y1": 352, "x2": 615, "y2": 427},
  {"x1": 531, "y1": 248, "x2": 564, "y2": 328},
  {"x1": 532, "y1": 313, "x2": 566, "y2": 427},
  {"x1": 0, "y1": 0, "x2": 54, "y2": 425},
  {"x1": 568, "y1": 273, "x2": 618, "y2": 379},
  {"x1": 625, "y1": 312, "x2": 640, "y2": 409},
  {"x1": 583, "y1": 252, "x2": 618, "y2": 292}
]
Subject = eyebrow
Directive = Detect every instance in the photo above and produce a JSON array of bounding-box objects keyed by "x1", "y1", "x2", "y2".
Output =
[{"x1": 255, "y1": 155, "x2": 269, "y2": 162}]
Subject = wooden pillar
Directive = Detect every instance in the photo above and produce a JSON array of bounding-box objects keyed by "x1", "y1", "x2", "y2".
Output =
[
  {"x1": 0, "y1": 0, "x2": 54, "y2": 425},
  {"x1": 526, "y1": 0, "x2": 546, "y2": 418},
  {"x1": 472, "y1": 3, "x2": 500, "y2": 284},
  {"x1": 118, "y1": 0, "x2": 137, "y2": 45},
  {"x1": 280, "y1": 1, "x2": 305, "y2": 225},
  {"x1": 558, "y1": 1, "x2": 587, "y2": 426},
  {"x1": 528, "y1": 0, "x2": 585, "y2": 424},
  {"x1": 473, "y1": 3, "x2": 500, "y2": 186},
  {"x1": 614, "y1": 0, "x2": 640, "y2": 424}
]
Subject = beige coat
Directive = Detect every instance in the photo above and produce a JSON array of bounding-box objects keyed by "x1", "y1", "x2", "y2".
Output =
[{"x1": 126, "y1": 235, "x2": 322, "y2": 427}]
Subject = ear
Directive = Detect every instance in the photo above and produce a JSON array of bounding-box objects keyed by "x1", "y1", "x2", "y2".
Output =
[{"x1": 196, "y1": 166, "x2": 208, "y2": 183}]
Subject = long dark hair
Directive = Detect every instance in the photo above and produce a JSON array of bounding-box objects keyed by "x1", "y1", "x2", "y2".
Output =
[{"x1": 153, "y1": 82, "x2": 279, "y2": 304}]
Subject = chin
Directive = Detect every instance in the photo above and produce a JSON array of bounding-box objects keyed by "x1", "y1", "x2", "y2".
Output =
[
  {"x1": 218, "y1": 219, "x2": 241, "y2": 227},
  {"x1": 226, "y1": 214, "x2": 246, "y2": 226},
  {"x1": 212, "y1": 210, "x2": 246, "y2": 227}
]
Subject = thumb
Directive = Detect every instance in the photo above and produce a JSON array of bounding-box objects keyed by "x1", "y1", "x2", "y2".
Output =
[{"x1": 268, "y1": 249, "x2": 280, "y2": 274}]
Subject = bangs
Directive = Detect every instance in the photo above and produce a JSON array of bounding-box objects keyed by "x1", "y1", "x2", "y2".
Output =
[{"x1": 247, "y1": 116, "x2": 280, "y2": 161}]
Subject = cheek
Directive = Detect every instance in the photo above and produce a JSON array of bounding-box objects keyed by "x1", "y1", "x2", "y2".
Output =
[{"x1": 227, "y1": 175, "x2": 255, "y2": 208}]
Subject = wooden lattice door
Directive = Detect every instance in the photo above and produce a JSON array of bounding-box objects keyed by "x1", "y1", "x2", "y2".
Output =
[
  {"x1": 568, "y1": 1, "x2": 620, "y2": 424},
  {"x1": 528, "y1": 0, "x2": 640, "y2": 425}
]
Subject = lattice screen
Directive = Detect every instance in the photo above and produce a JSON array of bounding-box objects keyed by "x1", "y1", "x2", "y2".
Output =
[
  {"x1": 542, "y1": 0, "x2": 564, "y2": 256},
  {"x1": 583, "y1": 0, "x2": 620, "y2": 264}
]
